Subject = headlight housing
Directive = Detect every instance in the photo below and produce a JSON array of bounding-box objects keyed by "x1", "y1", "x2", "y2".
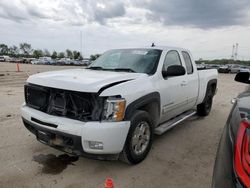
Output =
[{"x1": 103, "y1": 98, "x2": 126, "y2": 121}]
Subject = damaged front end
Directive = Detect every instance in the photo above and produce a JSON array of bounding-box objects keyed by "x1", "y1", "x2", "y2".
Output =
[
  {"x1": 22, "y1": 83, "x2": 129, "y2": 160},
  {"x1": 24, "y1": 83, "x2": 105, "y2": 121}
]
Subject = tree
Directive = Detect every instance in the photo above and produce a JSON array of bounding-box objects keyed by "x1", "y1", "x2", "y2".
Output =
[
  {"x1": 58, "y1": 52, "x2": 65, "y2": 59},
  {"x1": 51, "y1": 51, "x2": 58, "y2": 59},
  {"x1": 8, "y1": 45, "x2": 19, "y2": 57},
  {"x1": 0, "y1": 44, "x2": 9, "y2": 55},
  {"x1": 44, "y1": 49, "x2": 51, "y2": 57},
  {"x1": 33, "y1": 49, "x2": 44, "y2": 58},
  {"x1": 66, "y1": 49, "x2": 73, "y2": 59},
  {"x1": 19, "y1": 43, "x2": 33, "y2": 56},
  {"x1": 73, "y1": 51, "x2": 81, "y2": 60},
  {"x1": 90, "y1": 54, "x2": 101, "y2": 61}
]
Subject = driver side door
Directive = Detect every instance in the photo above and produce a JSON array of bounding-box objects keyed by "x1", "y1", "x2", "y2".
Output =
[{"x1": 158, "y1": 50, "x2": 189, "y2": 123}]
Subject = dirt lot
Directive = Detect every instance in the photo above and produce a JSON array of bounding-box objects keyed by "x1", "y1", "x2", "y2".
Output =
[{"x1": 0, "y1": 62, "x2": 247, "y2": 188}]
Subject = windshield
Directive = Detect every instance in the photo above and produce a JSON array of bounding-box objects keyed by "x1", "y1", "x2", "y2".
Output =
[{"x1": 88, "y1": 49, "x2": 162, "y2": 74}]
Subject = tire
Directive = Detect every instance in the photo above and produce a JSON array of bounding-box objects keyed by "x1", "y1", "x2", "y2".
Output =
[
  {"x1": 119, "y1": 110, "x2": 154, "y2": 164},
  {"x1": 197, "y1": 88, "x2": 213, "y2": 116}
]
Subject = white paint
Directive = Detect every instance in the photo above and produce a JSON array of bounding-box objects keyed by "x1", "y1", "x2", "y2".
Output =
[{"x1": 22, "y1": 46, "x2": 218, "y2": 155}]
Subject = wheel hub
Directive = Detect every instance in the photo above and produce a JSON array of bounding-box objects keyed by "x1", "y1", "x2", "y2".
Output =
[{"x1": 132, "y1": 121, "x2": 150, "y2": 155}]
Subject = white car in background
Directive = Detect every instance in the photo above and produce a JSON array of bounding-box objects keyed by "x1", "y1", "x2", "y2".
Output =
[
  {"x1": 57, "y1": 58, "x2": 73, "y2": 65},
  {"x1": 31, "y1": 57, "x2": 54, "y2": 65},
  {"x1": 0, "y1": 55, "x2": 11, "y2": 62},
  {"x1": 31, "y1": 59, "x2": 40, "y2": 65},
  {"x1": 229, "y1": 64, "x2": 241, "y2": 73},
  {"x1": 240, "y1": 66, "x2": 250, "y2": 73}
]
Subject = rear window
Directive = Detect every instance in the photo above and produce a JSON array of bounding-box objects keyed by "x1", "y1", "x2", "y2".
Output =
[{"x1": 182, "y1": 51, "x2": 193, "y2": 74}]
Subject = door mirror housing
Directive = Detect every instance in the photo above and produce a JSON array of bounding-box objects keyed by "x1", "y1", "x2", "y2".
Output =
[
  {"x1": 235, "y1": 72, "x2": 250, "y2": 84},
  {"x1": 162, "y1": 65, "x2": 186, "y2": 77}
]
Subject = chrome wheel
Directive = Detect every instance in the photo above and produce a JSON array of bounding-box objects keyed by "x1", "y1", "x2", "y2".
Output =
[{"x1": 131, "y1": 121, "x2": 151, "y2": 155}]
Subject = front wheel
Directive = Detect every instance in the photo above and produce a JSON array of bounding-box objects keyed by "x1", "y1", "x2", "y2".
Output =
[{"x1": 119, "y1": 111, "x2": 154, "y2": 164}]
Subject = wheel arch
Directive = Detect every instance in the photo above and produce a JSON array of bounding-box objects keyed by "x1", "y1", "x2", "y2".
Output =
[
  {"x1": 124, "y1": 92, "x2": 161, "y2": 127},
  {"x1": 202, "y1": 79, "x2": 217, "y2": 103}
]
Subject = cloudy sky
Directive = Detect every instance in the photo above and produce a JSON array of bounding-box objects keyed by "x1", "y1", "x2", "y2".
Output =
[{"x1": 0, "y1": 0, "x2": 250, "y2": 59}]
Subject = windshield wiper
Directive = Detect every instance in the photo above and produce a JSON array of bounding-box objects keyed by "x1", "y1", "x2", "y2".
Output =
[
  {"x1": 87, "y1": 67, "x2": 136, "y2": 73},
  {"x1": 113, "y1": 68, "x2": 136, "y2": 73}
]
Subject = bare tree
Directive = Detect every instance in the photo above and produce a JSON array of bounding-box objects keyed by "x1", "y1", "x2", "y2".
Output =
[
  {"x1": 19, "y1": 43, "x2": 33, "y2": 56},
  {"x1": 9, "y1": 45, "x2": 19, "y2": 57},
  {"x1": 44, "y1": 49, "x2": 51, "y2": 57}
]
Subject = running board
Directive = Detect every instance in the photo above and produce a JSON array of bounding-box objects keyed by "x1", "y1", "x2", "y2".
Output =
[{"x1": 154, "y1": 110, "x2": 196, "y2": 135}]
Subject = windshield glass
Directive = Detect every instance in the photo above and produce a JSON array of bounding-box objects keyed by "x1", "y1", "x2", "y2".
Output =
[{"x1": 88, "y1": 49, "x2": 162, "y2": 74}]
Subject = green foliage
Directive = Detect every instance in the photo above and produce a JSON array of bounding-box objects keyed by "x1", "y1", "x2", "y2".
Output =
[
  {"x1": 33, "y1": 50, "x2": 44, "y2": 58},
  {"x1": 58, "y1": 52, "x2": 65, "y2": 59},
  {"x1": 66, "y1": 49, "x2": 73, "y2": 59},
  {"x1": 90, "y1": 54, "x2": 101, "y2": 61},
  {"x1": 73, "y1": 51, "x2": 81, "y2": 60},
  {"x1": 0, "y1": 44, "x2": 9, "y2": 55},
  {"x1": 8, "y1": 45, "x2": 19, "y2": 57},
  {"x1": 51, "y1": 51, "x2": 57, "y2": 59},
  {"x1": 195, "y1": 59, "x2": 250, "y2": 66}
]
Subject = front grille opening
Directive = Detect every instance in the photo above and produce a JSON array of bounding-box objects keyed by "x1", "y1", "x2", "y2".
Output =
[
  {"x1": 47, "y1": 92, "x2": 68, "y2": 116},
  {"x1": 25, "y1": 84, "x2": 103, "y2": 121},
  {"x1": 25, "y1": 85, "x2": 49, "y2": 111}
]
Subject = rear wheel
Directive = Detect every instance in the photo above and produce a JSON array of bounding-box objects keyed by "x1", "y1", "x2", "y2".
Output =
[
  {"x1": 120, "y1": 111, "x2": 153, "y2": 164},
  {"x1": 197, "y1": 88, "x2": 213, "y2": 116}
]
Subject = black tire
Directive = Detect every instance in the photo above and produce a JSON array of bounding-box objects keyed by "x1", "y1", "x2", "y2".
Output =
[
  {"x1": 119, "y1": 110, "x2": 154, "y2": 164},
  {"x1": 197, "y1": 88, "x2": 213, "y2": 116}
]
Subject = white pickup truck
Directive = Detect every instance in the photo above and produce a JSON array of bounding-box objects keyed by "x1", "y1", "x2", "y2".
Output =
[{"x1": 21, "y1": 46, "x2": 218, "y2": 164}]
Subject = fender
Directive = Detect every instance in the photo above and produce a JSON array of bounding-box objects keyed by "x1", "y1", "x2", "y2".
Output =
[
  {"x1": 124, "y1": 92, "x2": 161, "y2": 120},
  {"x1": 202, "y1": 79, "x2": 217, "y2": 103}
]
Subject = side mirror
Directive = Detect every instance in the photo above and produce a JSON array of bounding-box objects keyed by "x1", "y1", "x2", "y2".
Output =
[
  {"x1": 235, "y1": 72, "x2": 250, "y2": 84},
  {"x1": 162, "y1": 65, "x2": 186, "y2": 77}
]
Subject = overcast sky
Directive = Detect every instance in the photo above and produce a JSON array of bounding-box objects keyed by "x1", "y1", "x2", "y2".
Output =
[{"x1": 0, "y1": 0, "x2": 250, "y2": 60}]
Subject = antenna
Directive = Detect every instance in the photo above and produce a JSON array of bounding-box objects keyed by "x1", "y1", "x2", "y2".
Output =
[{"x1": 151, "y1": 42, "x2": 155, "y2": 47}]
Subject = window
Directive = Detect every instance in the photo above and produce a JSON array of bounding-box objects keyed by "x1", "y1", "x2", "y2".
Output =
[
  {"x1": 182, "y1": 51, "x2": 193, "y2": 74},
  {"x1": 162, "y1": 50, "x2": 182, "y2": 71}
]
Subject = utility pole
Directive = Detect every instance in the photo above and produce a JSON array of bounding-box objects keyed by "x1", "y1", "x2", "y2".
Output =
[
  {"x1": 235, "y1": 43, "x2": 238, "y2": 61},
  {"x1": 231, "y1": 45, "x2": 235, "y2": 60},
  {"x1": 80, "y1": 31, "x2": 83, "y2": 58}
]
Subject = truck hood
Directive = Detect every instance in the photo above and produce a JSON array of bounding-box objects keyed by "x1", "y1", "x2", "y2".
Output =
[{"x1": 27, "y1": 68, "x2": 147, "y2": 93}]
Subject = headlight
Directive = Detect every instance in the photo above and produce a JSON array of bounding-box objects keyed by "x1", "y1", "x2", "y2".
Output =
[{"x1": 103, "y1": 98, "x2": 126, "y2": 121}]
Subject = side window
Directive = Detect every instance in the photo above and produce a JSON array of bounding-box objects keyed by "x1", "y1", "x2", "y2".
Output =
[
  {"x1": 162, "y1": 50, "x2": 182, "y2": 71},
  {"x1": 182, "y1": 51, "x2": 193, "y2": 74}
]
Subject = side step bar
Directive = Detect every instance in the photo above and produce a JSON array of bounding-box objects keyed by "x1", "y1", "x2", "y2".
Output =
[{"x1": 154, "y1": 110, "x2": 196, "y2": 135}]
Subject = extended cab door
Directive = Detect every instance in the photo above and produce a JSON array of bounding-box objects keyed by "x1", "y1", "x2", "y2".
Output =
[
  {"x1": 159, "y1": 50, "x2": 190, "y2": 123},
  {"x1": 181, "y1": 51, "x2": 199, "y2": 109}
]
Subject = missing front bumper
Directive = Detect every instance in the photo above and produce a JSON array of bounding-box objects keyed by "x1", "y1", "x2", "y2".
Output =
[{"x1": 22, "y1": 118, "x2": 119, "y2": 160}]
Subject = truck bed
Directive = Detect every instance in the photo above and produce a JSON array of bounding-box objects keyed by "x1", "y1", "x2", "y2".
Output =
[{"x1": 197, "y1": 69, "x2": 218, "y2": 105}]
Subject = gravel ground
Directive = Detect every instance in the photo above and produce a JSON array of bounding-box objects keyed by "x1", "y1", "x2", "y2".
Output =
[{"x1": 0, "y1": 62, "x2": 247, "y2": 188}]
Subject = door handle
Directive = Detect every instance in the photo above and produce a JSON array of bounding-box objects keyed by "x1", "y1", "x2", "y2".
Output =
[{"x1": 181, "y1": 81, "x2": 187, "y2": 86}]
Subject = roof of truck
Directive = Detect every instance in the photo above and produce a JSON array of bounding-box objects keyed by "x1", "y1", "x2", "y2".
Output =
[
  {"x1": 147, "y1": 46, "x2": 189, "y2": 52},
  {"x1": 109, "y1": 46, "x2": 191, "y2": 53},
  {"x1": 116, "y1": 46, "x2": 190, "y2": 52}
]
